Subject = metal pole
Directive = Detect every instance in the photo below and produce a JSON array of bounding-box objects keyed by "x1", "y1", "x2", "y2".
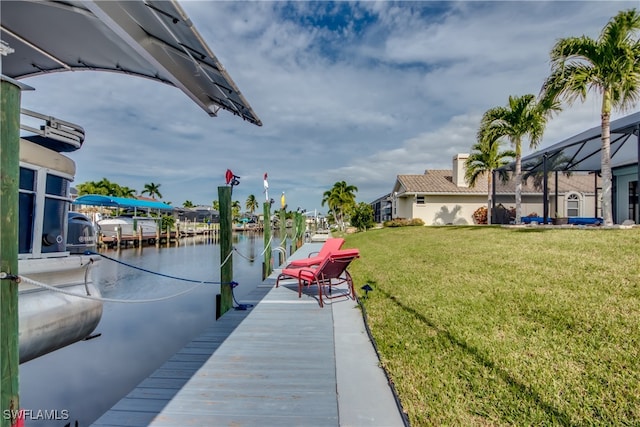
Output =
[
  {"x1": 1, "y1": 79, "x2": 22, "y2": 427},
  {"x1": 636, "y1": 125, "x2": 640, "y2": 223},
  {"x1": 218, "y1": 186, "x2": 233, "y2": 316},
  {"x1": 594, "y1": 172, "x2": 598, "y2": 218},
  {"x1": 542, "y1": 154, "x2": 549, "y2": 224},
  {"x1": 491, "y1": 170, "x2": 496, "y2": 224},
  {"x1": 555, "y1": 170, "x2": 559, "y2": 219}
]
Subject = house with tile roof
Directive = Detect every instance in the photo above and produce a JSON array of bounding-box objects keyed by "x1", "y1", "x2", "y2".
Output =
[{"x1": 389, "y1": 154, "x2": 601, "y2": 225}]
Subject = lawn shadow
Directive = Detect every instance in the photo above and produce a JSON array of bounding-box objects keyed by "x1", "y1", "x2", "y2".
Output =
[
  {"x1": 378, "y1": 288, "x2": 575, "y2": 426},
  {"x1": 512, "y1": 227, "x2": 551, "y2": 233}
]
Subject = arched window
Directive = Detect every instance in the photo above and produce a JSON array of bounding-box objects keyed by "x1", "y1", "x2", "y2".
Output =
[{"x1": 566, "y1": 193, "x2": 581, "y2": 217}]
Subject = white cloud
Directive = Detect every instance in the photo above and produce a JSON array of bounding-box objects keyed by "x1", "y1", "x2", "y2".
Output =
[{"x1": 16, "y1": 1, "x2": 639, "y2": 212}]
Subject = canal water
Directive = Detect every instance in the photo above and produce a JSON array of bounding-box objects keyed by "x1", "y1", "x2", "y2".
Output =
[{"x1": 19, "y1": 233, "x2": 278, "y2": 427}]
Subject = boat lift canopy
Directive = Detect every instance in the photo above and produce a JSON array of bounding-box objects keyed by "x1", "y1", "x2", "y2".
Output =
[
  {"x1": 74, "y1": 195, "x2": 173, "y2": 211},
  {"x1": 0, "y1": 0, "x2": 261, "y2": 126}
]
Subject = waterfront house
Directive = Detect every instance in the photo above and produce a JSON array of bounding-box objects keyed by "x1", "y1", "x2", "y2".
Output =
[{"x1": 389, "y1": 154, "x2": 600, "y2": 225}]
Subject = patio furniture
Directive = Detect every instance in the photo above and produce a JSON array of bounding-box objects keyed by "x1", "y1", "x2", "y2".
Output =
[
  {"x1": 276, "y1": 248, "x2": 360, "y2": 307},
  {"x1": 285, "y1": 237, "x2": 345, "y2": 268}
]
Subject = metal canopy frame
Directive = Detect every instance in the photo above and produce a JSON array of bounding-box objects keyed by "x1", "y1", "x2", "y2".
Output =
[
  {"x1": 498, "y1": 112, "x2": 640, "y2": 174},
  {"x1": 1, "y1": 0, "x2": 261, "y2": 126},
  {"x1": 495, "y1": 112, "x2": 640, "y2": 224}
]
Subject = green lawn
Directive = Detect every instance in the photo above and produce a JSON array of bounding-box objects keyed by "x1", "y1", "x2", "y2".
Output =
[{"x1": 344, "y1": 226, "x2": 640, "y2": 426}]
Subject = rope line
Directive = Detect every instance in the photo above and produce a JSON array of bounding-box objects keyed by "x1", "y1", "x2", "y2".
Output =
[
  {"x1": 19, "y1": 275, "x2": 207, "y2": 304},
  {"x1": 231, "y1": 233, "x2": 275, "y2": 262},
  {"x1": 220, "y1": 248, "x2": 234, "y2": 268},
  {"x1": 86, "y1": 251, "x2": 232, "y2": 285}
]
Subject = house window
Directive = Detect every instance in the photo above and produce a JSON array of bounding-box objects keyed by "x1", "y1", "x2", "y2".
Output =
[
  {"x1": 416, "y1": 196, "x2": 425, "y2": 205},
  {"x1": 566, "y1": 193, "x2": 581, "y2": 217}
]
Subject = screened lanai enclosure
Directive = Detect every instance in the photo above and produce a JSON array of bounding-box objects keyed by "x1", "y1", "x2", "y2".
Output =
[{"x1": 494, "y1": 112, "x2": 640, "y2": 225}]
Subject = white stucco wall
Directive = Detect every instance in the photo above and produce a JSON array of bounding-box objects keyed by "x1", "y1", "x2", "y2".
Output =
[{"x1": 397, "y1": 193, "x2": 600, "y2": 225}]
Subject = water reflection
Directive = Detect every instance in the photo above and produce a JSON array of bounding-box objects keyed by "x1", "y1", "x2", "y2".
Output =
[{"x1": 19, "y1": 233, "x2": 271, "y2": 427}]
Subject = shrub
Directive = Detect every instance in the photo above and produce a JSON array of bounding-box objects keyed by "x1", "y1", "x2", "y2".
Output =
[
  {"x1": 383, "y1": 218, "x2": 425, "y2": 227},
  {"x1": 472, "y1": 206, "x2": 488, "y2": 224}
]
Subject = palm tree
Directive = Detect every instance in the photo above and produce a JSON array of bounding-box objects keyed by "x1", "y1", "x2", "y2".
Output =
[
  {"x1": 321, "y1": 181, "x2": 358, "y2": 230},
  {"x1": 119, "y1": 186, "x2": 136, "y2": 198},
  {"x1": 465, "y1": 134, "x2": 515, "y2": 225},
  {"x1": 231, "y1": 200, "x2": 241, "y2": 222},
  {"x1": 541, "y1": 8, "x2": 640, "y2": 226},
  {"x1": 183, "y1": 200, "x2": 194, "y2": 208},
  {"x1": 141, "y1": 182, "x2": 163, "y2": 199},
  {"x1": 245, "y1": 194, "x2": 259, "y2": 215},
  {"x1": 479, "y1": 94, "x2": 559, "y2": 224},
  {"x1": 212, "y1": 200, "x2": 219, "y2": 212},
  {"x1": 76, "y1": 178, "x2": 134, "y2": 197}
]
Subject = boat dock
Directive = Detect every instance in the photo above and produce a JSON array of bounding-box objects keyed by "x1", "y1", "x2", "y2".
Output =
[{"x1": 91, "y1": 242, "x2": 406, "y2": 427}]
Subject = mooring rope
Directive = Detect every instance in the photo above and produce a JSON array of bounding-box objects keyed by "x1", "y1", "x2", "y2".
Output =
[
  {"x1": 230, "y1": 233, "x2": 275, "y2": 262},
  {"x1": 19, "y1": 274, "x2": 210, "y2": 304},
  {"x1": 15, "y1": 251, "x2": 240, "y2": 304},
  {"x1": 86, "y1": 251, "x2": 228, "y2": 285}
]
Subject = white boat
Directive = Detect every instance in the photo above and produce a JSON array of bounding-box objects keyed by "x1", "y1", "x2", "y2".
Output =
[
  {"x1": 98, "y1": 216, "x2": 159, "y2": 243},
  {"x1": 18, "y1": 109, "x2": 102, "y2": 364}
]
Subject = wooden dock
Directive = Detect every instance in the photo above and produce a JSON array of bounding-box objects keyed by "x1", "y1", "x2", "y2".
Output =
[{"x1": 91, "y1": 243, "x2": 406, "y2": 427}]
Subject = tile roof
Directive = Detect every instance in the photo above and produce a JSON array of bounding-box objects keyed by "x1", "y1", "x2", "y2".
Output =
[{"x1": 396, "y1": 170, "x2": 599, "y2": 195}]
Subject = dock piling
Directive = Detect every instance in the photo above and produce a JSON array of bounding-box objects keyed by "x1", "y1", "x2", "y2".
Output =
[
  {"x1": 262, "y1": 200, "x2": 272, "y2": 280},
  {"x1": 1, "y1": 77, "x2": 24, "y2": 427},
  {"x1": 218, "y1": 186, "x2": 233, "y2": 316}
]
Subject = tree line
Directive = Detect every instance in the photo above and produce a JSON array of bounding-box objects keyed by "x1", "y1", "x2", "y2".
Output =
[{"x1": 76, "y1": 178, "x2": 163, "y2": 200}]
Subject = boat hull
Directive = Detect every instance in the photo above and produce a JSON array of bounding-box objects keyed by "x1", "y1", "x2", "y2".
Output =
[
  {"x1": 18, "y1": 255, "x2": 103, "y2": 364},
  {"x1": 98, "y1": 217, "x2": 158, "y2": 239}
]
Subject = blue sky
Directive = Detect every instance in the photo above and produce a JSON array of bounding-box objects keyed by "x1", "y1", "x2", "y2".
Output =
[{"x1": 19, "y1": 1, "x2": 639, "y2": 214}]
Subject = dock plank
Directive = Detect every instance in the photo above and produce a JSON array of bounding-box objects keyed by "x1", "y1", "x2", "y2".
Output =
[{"x1": 92, "y1": 241, "x2": 405, "y2": 427}]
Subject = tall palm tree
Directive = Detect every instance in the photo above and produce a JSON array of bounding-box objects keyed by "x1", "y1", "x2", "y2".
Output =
[
  {"x1": 465, "y1": 134, "x2": 515, "y2": 224},
  {"x1": 245, "y1": 194, "x2": 259, "y2": 215},
  {"x1": 321, "y1": 189, "x2": 341, "y2": 228},
  {"x1": 321, "y1": 181, "x2": 358, "y2": 230},
  {"x1": 141, "y1": 182, "x2": 163, "y2": 199},
  {"x1": 479, "y1": 94, "x2": 559, "y2": 224},
  {"x1": 541, "y1": 8, "x2": 640, "y2": 226}
]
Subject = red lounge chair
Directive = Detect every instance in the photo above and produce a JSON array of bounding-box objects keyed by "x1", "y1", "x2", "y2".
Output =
[
  {"x1": 285, "y1": 237, "x2": 345, "y2": 268},
  {"x1": 276, "y1": 248, "x2": 360, "y2": 307}
]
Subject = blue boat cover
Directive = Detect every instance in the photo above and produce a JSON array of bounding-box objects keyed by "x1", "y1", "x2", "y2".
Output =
[{"x1": 73, "y1": 195, "x2": 173, "y2": 211}]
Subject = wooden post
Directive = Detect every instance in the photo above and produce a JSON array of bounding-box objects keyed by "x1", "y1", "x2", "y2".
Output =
[
  {"x1": 296, "y1": 213, "x2": 304, "y2": 248},
  {"x1": 1, "y1": 78, "x2": 23, "y2": 427},
  {"x1": 279, "y1": 208, "x2": 286, "y2": 256},
  {"x1": 116, "y1": 226, "x2": 122, "y2": 249},
  {"x1": 262, "y1": 201, "x2": 272, "y2": 280},
  {"x1": 218, "y1": 186, "x2": 233, "y2": 316},
  {"x1": 138, "y1": 225, "x2": 142, "y2": 247}
]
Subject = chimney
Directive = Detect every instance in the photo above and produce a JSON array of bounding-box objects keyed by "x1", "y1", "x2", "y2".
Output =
[{"x1": 452, "y1": 153, "x2": 469, "y2": 187}]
